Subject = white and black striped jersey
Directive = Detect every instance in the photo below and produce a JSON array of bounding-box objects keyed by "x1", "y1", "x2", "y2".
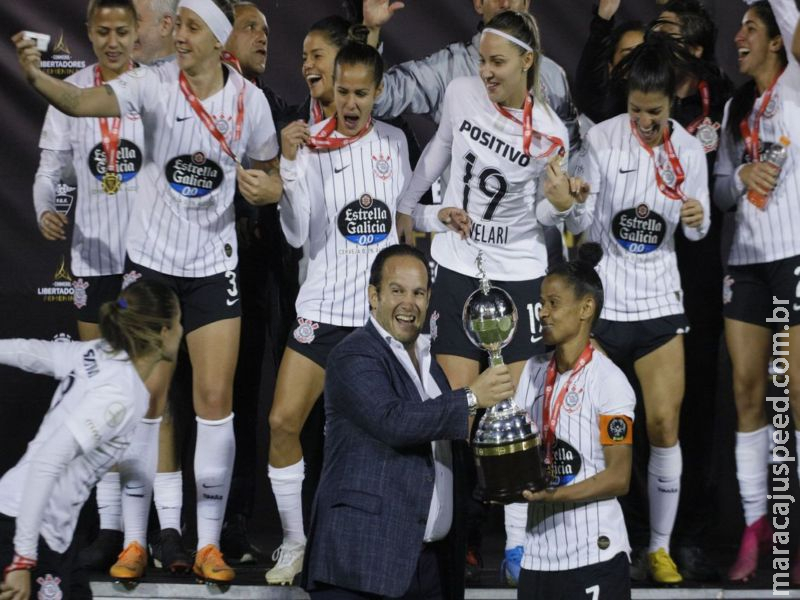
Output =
[
  {"x1": 398, "y1": 76, "x2": 588, "y2": 282},
  {"x1": 515, "y1": 351, "x2": 635, "y2": 571},
  {"x1": 713, "y1": 0, "x2": 800, "y2": 266},
  {"x1": 279, "y1": 119, "x2": 409, "y2": 327},
  {"x1": 35, "y1": 64, "x2": 145, "y2": 277},
  {"x1": 108, "y1": 61, "x2": 279, "y2": 277},
  {"x1": 578, "y1": 114, "x2": 710, "y2": 321},
  {"x1": 0, "y1": 339, "x2": 148, "y2": 556}
]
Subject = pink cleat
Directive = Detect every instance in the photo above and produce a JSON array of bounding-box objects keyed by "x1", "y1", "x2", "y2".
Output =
[{"x1": 728, "y1": 516, "x2": 771, "y2": 582}]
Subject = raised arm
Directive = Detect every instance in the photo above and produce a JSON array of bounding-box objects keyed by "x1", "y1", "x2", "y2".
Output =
[{"x1": 13, "y1": 33, "x2": 120, "y2": 117}]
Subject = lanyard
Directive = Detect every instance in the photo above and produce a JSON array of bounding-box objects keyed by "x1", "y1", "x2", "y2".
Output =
[
  {"x1": 178, "y1": 69, "x2": 245, "y2": 163},
  {"x1": 306, "y1": 116, "x2": 372, "y2": 151},
  {"x1": 310, "y1": 99, "x2": 324, "y2": 125},
  {"x1": 542, "y1": 344, "x2": 594, "y2": 476},
  {"x1": 630, "y1": 119, "x2": 686, "y2": 201},
  {"x1": 685, "y1": 80, "x2": 710, "y2": 135},
  {"x1": 740, "y1": 69, "x2": 783, "y2": 163},
  {"x1": 493, "y1": 94, "x2": 564, "y2": 158},
  {"x1": 95, "y1": 64, "x2": 132, "y2": 194}
]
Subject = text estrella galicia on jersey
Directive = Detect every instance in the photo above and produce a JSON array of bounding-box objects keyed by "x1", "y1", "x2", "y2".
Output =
[
  {"x1": 165, "y1": 152, "x2": 224, "y2": 199},
  {"x1": 337, "y1": 194, "x2": 392, "y2": 246},
  {"x1": 88, "y1": 140, "x2": 142, "y2": 188},
  {"x1": 611, "y1": 205, "x2": 666, "y2": 254},
  {"x1": 548, "y1": 438, "x2": 581, "y2": 487}
]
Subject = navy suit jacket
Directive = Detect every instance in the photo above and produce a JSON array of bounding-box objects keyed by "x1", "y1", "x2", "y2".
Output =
[{"x1": 302, "y1": 320, "x2": 470, "y2": 598}]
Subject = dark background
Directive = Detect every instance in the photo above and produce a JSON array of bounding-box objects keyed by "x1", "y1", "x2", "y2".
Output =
[{"x1": 0, "y1": 0, "x2": 757, "y2": 552}]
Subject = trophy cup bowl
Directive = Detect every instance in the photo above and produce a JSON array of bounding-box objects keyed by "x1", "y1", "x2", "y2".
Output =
[{"x1": 463, "y1": 281, "x2": 547, "y2": 503}]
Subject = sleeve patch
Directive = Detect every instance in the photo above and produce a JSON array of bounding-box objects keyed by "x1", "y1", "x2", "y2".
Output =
[{"x1": 600, "y1": 414, "x2": 633, "y2": 445}]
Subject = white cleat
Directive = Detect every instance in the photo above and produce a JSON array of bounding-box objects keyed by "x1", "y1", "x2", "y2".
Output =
[{"x1": 265, "y1": 540, "x2": 305, "y2": 586}]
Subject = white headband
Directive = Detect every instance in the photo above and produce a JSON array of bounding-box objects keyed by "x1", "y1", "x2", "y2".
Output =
[
  {"x1": 177, "y1": 0, "x2": 232, "y2": 45},
  {"x1": 482, "y1": 27, "x2": 534, "y2": 54}
]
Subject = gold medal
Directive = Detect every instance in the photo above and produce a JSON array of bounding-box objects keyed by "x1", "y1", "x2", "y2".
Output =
[{"x1": 102, "y1": 172, "x2": 121, "y2": 195}]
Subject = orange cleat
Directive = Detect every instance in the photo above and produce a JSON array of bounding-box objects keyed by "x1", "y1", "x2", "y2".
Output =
[{"x1": 193, "y1": 544, "x2": 235, "y2": 584}]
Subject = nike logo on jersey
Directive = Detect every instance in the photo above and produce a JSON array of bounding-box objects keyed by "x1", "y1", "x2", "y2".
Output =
[
  {"x1": 226, "y1": 298, "x2": 240, "y2": 306},
  {"x1": 619, "y1": 167, "x2": 637, "y2": 174},
  {"x1": 333, "y1": 164, "x2": 350, "y2": 174},
  {"x1": 176, "y1": 116, "x2": 192, "y2": 122}
]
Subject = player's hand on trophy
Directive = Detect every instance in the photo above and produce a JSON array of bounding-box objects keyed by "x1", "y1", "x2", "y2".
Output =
[
  {"x1": 680, "y1": 198, "x2": 704, "y2": 229},
  {"x1": 437, "y1": 207, "x2": 471, "y2": 239},
  {"x1": 38, "y1": 210, "x2": 68, "y2": 241},
  {"x1": 11, "y1": 32, "x2": 44, "y2": 83},
  {"x1": 470, "y1": 364, "x2": 514, "y2": 409},
  {"x1": 522, "y1": 487, "x2": 557, "y2": 502},
  {"x1": 280, "y1": 120, "x2": 310, "y2": 161}
]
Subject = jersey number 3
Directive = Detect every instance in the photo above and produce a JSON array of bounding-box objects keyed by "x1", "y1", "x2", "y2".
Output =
[{"x1": 463, "y1": 151, "x2": 508, "y2": 221}]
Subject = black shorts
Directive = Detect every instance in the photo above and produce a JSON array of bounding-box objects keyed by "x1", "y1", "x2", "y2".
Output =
[
  {"x1": 72, "y1": 274, "x2": 123, "y2": 324},
  {"x1": 286, "y1": 319, "x2": 355, "y2": 369},
  {"x1": 0, "y1": 513, "x2": 91, "y2": 599},
  {"x1": 428, "y1": 266, "x2": 544, "y2": 364},
  {"x1": 122, "y1": 258, "x2": 241, "y2": 334},
  {"x1": 723, "y1": 254, "x2": 800, "y2": 327},
  {"x1": 593, "y1": 314, "x2": 689, "y2": 367},
  {"x1": 518, "y1": 552, "x2": 631, "y2": 600}
]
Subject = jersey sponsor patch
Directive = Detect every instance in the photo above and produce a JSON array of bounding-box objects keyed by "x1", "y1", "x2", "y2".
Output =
[
  {"x1": 88, "y1": 139, "x2": 142, "y2": 188},
  {"x1": 337, "y1": 194, "x2": 392, "y2": 245},
  {"x1": 548, "y1": 438, "x2": 582, "y2": 487},
  {"x1": 600, "y1": 414, "x2": 633, "y2": 445},
  {"x1": 293, "y1": 317, "x2": 319, "y2": 344},
  {"x1": 165, "y1": 152, "x2": 224, "y2": 199},
  {"x1": 612, "y1": 204, "x2": 666, "y2": 254}
]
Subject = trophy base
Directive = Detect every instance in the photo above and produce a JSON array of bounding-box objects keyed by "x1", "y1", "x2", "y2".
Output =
[{"x1": 474, "y1": 443, "x2": 547, "y2": 504}]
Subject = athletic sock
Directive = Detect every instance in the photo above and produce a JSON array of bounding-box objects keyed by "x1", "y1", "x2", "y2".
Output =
[
  {"x1": 503, "y1": 502, "x2": 527, "y2": 550},
  {"x1": 736, "y1": 426, "x2": 769, "y2": 526},
  {"x1": 96, "y1": 471, "x2": 122, "y2": 531},
  {"x1": 195, "y1": 414, "x2": 235, "y2": 550},
  {"x1": 119, "y1": 417, "x2": 161, "y2": 547},
  {"x1": 648, "y1": 443, "x2": 682, "y2": 554},
  {"x1": 154, "y1": 471, "x2": 183, "y2": 532},
  {"x1": 268, "y1": 459, "x2": 306, "y2": 545}
]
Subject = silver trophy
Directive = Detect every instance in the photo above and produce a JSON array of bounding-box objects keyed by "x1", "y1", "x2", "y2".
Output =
[{"x1": 463, "y1": 252, "x2": 547, "y2": 503}]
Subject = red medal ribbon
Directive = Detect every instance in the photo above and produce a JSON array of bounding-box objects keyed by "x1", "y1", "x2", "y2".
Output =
[
  {"x1": 95, "y1": 65, "x2": 123, "y2": 178},
  {"x1": 740, "y1": 68, "x2": 784, "y2": 163},
  {"x1": 310, "y1": 99, "x2": 324, "y2": 125},
  {"x1": 630, "y1": 119, "x2": 686, "y2": 201},
  {"x1": 493, "y1": 94, "x2": 564, "y2": 158},
  {"x1": 179, "y1": 69, "x2": 245, "y2": 163},
  {"x1": 306, "y1": 116, "x2": 373, "y2": 151},
  {"x1": 685, "y1": 80, "x2": 710, "y2": 135},
  {"x1": 542, "y1": 344, "x2": 594, "y2": 478}
]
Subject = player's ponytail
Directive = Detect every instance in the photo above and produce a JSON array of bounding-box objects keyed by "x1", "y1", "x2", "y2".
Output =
[
  {"x1": 334, "y1": 25, "x2": 384, "y2": 86},
  {"x1": 726, "y1": 1, "x2": 786, "y2": 142},
  {"x1": 612, "y1": 30, "x2": 696, "y2": 99},
  {"x1": 546, "y1": 243, "x2": 605, "y2": 325},
  {"x1": 484, "y1": 11, "x2": 542, "y2": 100},
  {"x1": 98, "y1": 280, "x2": 179, "y2": 362}
]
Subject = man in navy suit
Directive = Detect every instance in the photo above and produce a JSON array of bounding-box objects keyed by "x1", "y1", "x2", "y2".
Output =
[{"x1": 302, "y1": 245, "x2": 514, "y2": 599}]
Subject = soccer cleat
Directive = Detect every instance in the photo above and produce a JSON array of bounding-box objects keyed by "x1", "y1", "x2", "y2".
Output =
[
  {"x1": 728, "y1": 515, "x2": 771, "y2": 582},
  {"x1": 500, "y1": 545, "x2": 523, "y2": 587},
  {"x1": 193, "y1": 544, "x2": 235, "y2": 584},
  {"x1": 265, "y1": 541, "x2": 305, "y2": 586},
  {"x1": 150, "y1": 528, "x2": 192, "y2": 574},
  {"x1": 649, "y1": 548, "x2": 683, "y2": 584},
  {"x1": 221, "y1": 514, "x2": 257, "y2": 564},
  {"x1": 79, "y1": 529, "x2": 123, "y2": 571},
  {"x1": 109, "y1": 541, "x2": 147, "y2": 581}
]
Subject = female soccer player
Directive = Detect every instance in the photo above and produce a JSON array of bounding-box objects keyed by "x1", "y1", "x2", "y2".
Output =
[
  {"x1": 518, "y1": 243, "x2": 635, "y2": 600},
  {"x1": 395, "y1": 10, "x2": 590, "y2": 584},
  {"x1": 13, "y1": 0, "x2": 282, "y2": 584},
  {"x1": 299, "y1": 16, "x2": 351, "y2": 126},
  {"x1": 265, "y1": 30, "x2": 413, "y2": 585},
  {"x1": 713, "y1": 0, "x2": 800, "y2": 583},
  {"x1": 577, "y1": 33, "x2": 710, "y2": 584},
  {"x1": 0, "y1": 280, "x2": 181, "y2": 600}
]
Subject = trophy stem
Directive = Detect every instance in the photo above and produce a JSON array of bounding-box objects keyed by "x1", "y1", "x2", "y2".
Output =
[{"x1": 488, "y1": 350, "x2": 504, "y2": 367}]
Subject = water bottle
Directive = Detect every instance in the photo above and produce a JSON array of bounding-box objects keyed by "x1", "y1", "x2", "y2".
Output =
[{"x1": 747, "y1": 135, "x2": 791, "y2": 209}]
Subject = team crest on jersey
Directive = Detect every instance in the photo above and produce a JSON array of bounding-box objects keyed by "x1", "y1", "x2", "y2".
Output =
[
  {"x1": 105, "y1": 401, "x2": 127, "y2": 427},
  {"x1": 166, "y1": 152, "x2": 224, "y2": 200},
  {"x1": 372, "y1": 153, "x2": 392, "y2": 180},
  {"x1": 612, "y1": 204, "x2": 666, "y2": 254},
  {"x1": 214, "y1": 115, "x2": 230, "y2": 135},
  {"x1": 36, "y1": 573, "x2": 62, "y2": 600},
  {"x1": 429, "y1": 310, "x2": 440, "y2": 341},
  {"x1": 548, "y1": 438, "x2": 582, "y2": 487},
  {"x1": 337, "y1": 194, "x2": 392, "y2": 246},
  {"x1": 52, "y1": 333, "x2": 72, "y2": 343},
  {"x1": 563, "y1": 387, "x2": 582, "y2": 413},
  {"x1": 694, "y1": 118, "x2": 720, "y2": 153},
  {"x1": 73, "y1": 278, "x2": 89, "y2": 309},
  {"x1": 126, "y1": 111, "x2": 141, "y2": 121},
  {"x1": 763, "y1": 94, "x2": 778, "y2": 119},
  {"x1": 121, "y1": 270, "x2": 142, "y2": 290},
  {"x1": 89, "y1": 140, "x2": 142, "y2": 191},
  {"x1": 722, "y1": 275, "x2": 734, "y2": 305},
  {"x1": 294, "y1": 318, "x2": 319, "y2": 344},
  {"x1": 54, "y1": 182, "x2": 75, "y2": 215}
]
